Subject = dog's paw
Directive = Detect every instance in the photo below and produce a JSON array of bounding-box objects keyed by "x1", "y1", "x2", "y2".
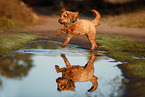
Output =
[
  {"x1": 55, "y1": 65, "x2": 60, "y2": 73},
  {"x1": 56, "y1": 33, "x2": 61, "y2": 36},
  {"x1": 61, "y1": 44, "x2": 66, "y2": 48},
  {"x1": 61, "y1": 54, "x2": 65, "y2": 57},
  {"x1": 89, "y1": 49, "x2": 94, "y2": 52}
]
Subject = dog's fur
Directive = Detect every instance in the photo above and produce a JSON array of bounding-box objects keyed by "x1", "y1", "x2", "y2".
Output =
[
  {"x1": 55, "y1": 53, "x2": 98, "y2": 92},
  {"x1": 57, "y1": 9, "x2": 101, "y2": 51}
]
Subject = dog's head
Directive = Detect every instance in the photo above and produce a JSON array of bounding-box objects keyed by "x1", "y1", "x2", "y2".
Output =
[
  {"x1": 56, "y1": 77, "x2": 75, "y2": 91},
  {"x1": 59, "y1": 8, "x2": 78, "y2": 24}
]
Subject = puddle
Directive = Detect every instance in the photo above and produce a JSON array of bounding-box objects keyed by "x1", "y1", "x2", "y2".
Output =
[{"x1": 0, "y1": 40, "x2": 126, "y2": 97}]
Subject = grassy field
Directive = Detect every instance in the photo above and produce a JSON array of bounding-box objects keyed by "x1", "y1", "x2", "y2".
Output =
[
  {"x1": 0, "y1": 33, "x2": 38, "y2": 56},
  {"x1": 96, "y1": 35, "x2": 145, "y2": 77},
  {"x1": 102, "y1": 10, "x2": 145, "y2": 28},
  {"x1": 96, "y1": 35, "x2": 145, "y2": 96}
]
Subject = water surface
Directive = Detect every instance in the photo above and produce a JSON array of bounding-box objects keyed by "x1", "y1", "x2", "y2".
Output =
[{"x1": 0, "y1": 40, "x2": 126, "y2": 97}]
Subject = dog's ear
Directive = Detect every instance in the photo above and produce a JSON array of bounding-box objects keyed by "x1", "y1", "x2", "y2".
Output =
[
  {"x1": 60, "y1": 8, "x2": 66, "y2": 13},
  {"x1": 69, "y1": 12, "x2": 79, "y2": 21}
]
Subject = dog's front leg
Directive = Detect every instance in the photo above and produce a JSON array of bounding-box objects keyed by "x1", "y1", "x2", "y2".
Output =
[
  {"x1": 56, "y1": 28, "x2": 62, "y2": 36},
  {"x1": 55, "y1": 65, "x2": 66, "y2": 73},
  {"x1": 61, "y1": 34, "x2": 73, "y2": 47},
  {"x1": 61, "y1": 54, "x2": 71, "y2": 68},
  {"x1": 56, "y1": 28, "x2": 67, "y2": 36}
]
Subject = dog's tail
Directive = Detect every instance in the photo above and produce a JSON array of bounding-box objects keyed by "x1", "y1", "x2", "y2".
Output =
[
  {"x1": 91, "y1": 10, "x2": 101, "y2": 27},
  {"x1": 88, "y1": 76, "x2": 98, "y2": 92}
]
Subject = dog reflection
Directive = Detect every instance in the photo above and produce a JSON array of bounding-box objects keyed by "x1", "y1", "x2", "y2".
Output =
[{"x1": 55, "y1": 53, "x2": 98, "y2": 92}]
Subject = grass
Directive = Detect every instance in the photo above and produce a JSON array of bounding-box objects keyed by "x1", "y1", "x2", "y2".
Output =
[
  {"x1": 0, "y1": 17, "x2": 24, "y2": 32},
  {"x1": 96, "y1": 35, "x2": 145, "y2": 78},
  {"x1": 102, "y1": 10, "x2": 145, "y2": 28},
  {"x1": 96, "y1": 35, "x2": 145, "y2": 96},
  {"x1": 0, "y1": 33, "x2": 38, "y2": 56}
]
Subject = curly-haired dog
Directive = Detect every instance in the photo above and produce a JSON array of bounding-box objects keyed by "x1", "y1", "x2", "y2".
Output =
[
  {"x1": 55, "y1": 53, "x2": 98, "y2": 92},
  {"x1": 57, "y1": 9, "x2": 101, "y2": 52}
]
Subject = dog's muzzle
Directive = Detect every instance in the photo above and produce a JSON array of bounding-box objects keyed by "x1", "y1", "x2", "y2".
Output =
[{"x1": 58, "y1": 19, "x2": 63, "y2": 24}]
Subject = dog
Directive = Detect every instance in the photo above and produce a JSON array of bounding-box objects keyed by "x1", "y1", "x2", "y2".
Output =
[
  {"x1": 55, "y1": 53, "x2": 98, "y2": 92},
  {"x1": 56, "y1": 8, "x2": 101, "y2": 52}
]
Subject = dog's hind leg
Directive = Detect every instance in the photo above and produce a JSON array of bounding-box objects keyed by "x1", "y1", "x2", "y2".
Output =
[
  {"x1": 84, "y1": 53, "x2": 98, "y2": 92},
  {"x1": 84, "y1": 53, "x2": 96, "y2": 70},
  {"x1": 86, "y1": 34, "x2": 97, "y2": 52}
]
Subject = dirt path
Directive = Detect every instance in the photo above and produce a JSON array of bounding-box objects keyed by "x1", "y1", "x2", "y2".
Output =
[
  {"x1": 96, "y1": 22, "x2": 145, "y2": 43},
  {"x1": 21, "y1": 15, "x2": 92, "y2": 49},
  {"x1": 19, "y1": 14, "x2": 145, "y2": 49}
]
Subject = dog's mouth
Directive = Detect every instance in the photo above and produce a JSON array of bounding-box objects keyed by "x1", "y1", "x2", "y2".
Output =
[
  {"x1": 58, "y1": 19, "x2": 69, "y2": 24},
  {"x1": 58, "y1": 19, "x2": 64, "y2": 24}
]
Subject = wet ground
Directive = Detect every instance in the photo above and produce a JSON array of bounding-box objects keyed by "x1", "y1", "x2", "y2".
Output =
[{"x1": 0, "y1": 40, "x2": 126, "y2": 97}]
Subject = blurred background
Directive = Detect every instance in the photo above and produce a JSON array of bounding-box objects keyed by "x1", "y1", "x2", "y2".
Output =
[
  {"x1": 22, "y1": 0, "x2": 145, "y2": 15},
  {"x1": 0, "y1": 0, "x2": 145, "y2": 32}
]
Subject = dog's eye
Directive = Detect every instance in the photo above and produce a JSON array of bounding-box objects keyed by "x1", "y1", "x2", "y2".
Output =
[
  {"x1": 60, "y1": 85, "x2": 65, "y2": 88},
  {"x1": 64, "y1": 14, "x2": 67, "y2": 17}
]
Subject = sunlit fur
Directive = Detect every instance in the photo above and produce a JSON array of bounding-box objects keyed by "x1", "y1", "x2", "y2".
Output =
[
  {"x1": 55, "y1": 53, "x2": 98, "y2": 92},
  {"x1": 57, "y1": 9, "x2": 101, "y2": 52}
]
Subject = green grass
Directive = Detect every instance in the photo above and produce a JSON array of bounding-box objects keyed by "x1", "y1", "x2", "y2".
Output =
[
  {"x1": 120, "y1": 17, "x2": 145, "y2": 28},
  {"x1": 102, "y1": 10, "x2": 145, "y2": 28},
  {"x1": 0, "y1": 17, "x2": 24, "y2": 32},
  {"x1": 0, "y1": 33, "x2": 38, "y2": 56},
  {"x1": 96, "y1": 35, "x2": 145, "y2": 78},
  {"x1": 96, "y1": 35, "x2": 145, "y2": 96}
]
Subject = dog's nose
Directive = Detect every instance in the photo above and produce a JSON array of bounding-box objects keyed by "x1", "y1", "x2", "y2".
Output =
[
  {"x1": 58, "y1": 19, "x2": 63, "y2": 24},
  {"x1": 58, "y1": 19, "x2": 62, "y2": 22},
  {"x1": 56, "y1": 77, "x2": 62, "y2": 82}
]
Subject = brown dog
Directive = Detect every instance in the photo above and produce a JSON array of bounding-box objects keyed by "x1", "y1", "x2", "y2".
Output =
[
  {"x1": 57, "y1": 9, "x2": 101, "y2": 52},
  {"x1": 55, "y1": 53, "x2": 98, "y2": 92}
]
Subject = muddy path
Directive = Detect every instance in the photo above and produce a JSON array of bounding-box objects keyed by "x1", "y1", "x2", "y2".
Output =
[
  {"x1": 1, "y1": 12, "x2": 145, "y2": 49},
  {"x1": 20, "y1": 15, "x2": 92, "y2": 49},
  {"x1": 20, "y1": 14, "x2": 145, "y2": 48}
]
